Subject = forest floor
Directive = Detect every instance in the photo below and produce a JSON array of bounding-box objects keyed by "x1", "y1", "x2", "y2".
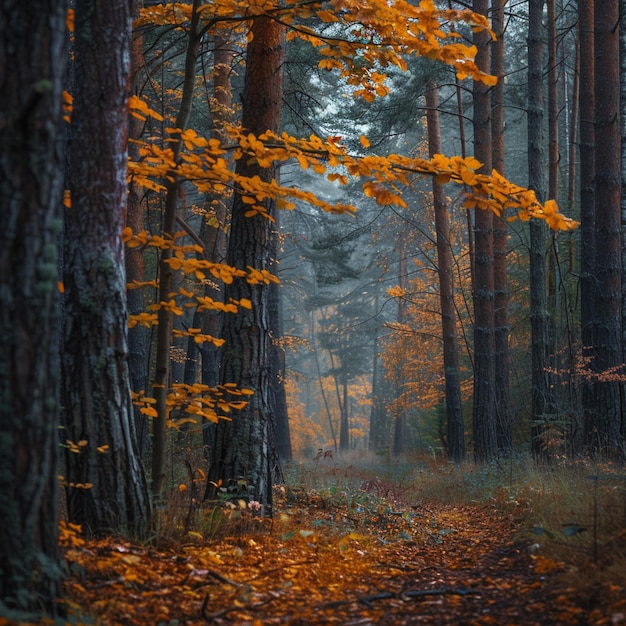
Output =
[{"x1": 60, "y1": 475, "x2": 626, "y2": 625}]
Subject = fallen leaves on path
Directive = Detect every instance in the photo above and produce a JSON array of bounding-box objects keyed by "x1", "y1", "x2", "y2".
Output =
[{"x1": 63, "y1": 491, "x2": 625, "y2": 624}]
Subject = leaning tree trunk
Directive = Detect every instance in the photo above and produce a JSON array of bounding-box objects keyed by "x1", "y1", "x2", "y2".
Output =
[
  {"x1": 0, "y1": 0, "x2": 66, "y2": 616},
  {"x1": 206, "y1": 15, "x2": 285, "y2": 510},
  {"x1": 471, "y1": 0, "x2": 497, "y2": 462},
  {"x1": 63, "y1": 0, "x2": 151, "y2": 537},
  {"x1": 425, "y1": 79, "x2": 465, "y2": 462}
]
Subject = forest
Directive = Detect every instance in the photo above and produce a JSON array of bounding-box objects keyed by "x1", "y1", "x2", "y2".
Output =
[{"x1": 1, "y1": 0, "x2": 625, "y2": 623}]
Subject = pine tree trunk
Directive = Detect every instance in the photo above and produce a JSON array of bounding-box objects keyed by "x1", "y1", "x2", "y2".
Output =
[
  {"x1": 201, "y1": 38, "x2": 233, "y2": 466},
  {"x1": 127, "y1": 0, "x2": 150, "y2": 453},
  {"x1": 585, "y1": 0, "x2": 624, "y2": 455},
  {"x1": 369, "y1": 304, "x2": 391, "y2": 452},
  {"x1": 620, "y1": 0, "x2": 626, "y2": 446},
  {"x1": 578, "y1": 0, "x2": 596, "y2": 454},
  {"x1": 63, "y1": 0, "x2": 151, "y2": 537},
  {"x1": 206, "y1": 15, "x2": 285, "y2": 510},
  {"x1": 392, "y1": 245, "x2": 409, "y2": 456},
  {"x1": 471, "y1": 0, "x2": 497, "y2": 462},
  {"x1": 528, "y1": 0, "x2": 552, "y2": 459},
  {"x1": 269, "y1": 246, "x2": 292, "y2": 462},
  {"x1": 0, "y1": 0, "x2": 66, "y2": 616},
  {"x1": 491, "y1": 0, "x2": 512, "y2": 453},
  {"x1": 425, "y1": 80, "x2": 465, "y2": 462}
]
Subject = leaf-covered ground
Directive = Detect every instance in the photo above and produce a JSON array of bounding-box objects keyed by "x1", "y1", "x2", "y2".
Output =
[{"x1": 62, "y1": 488, "x2": 625, "y2": 625}]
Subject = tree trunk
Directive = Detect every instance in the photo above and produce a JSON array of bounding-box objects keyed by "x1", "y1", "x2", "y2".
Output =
[
  {"x1": 152, "y1": 0, "x2": 203, "y2": 497},
  {"x1": 392, "y1": 244, "x2": 409, "y2": 456},
  {"x1": 471, "y1": 0, "x2": 497, "y2": 462},
  {"x1": 311, "y1": 312, "x2": 338, "y2": 451},
  {"x1": 339, "y1": 369, "x2": 350, "y2": 451},
  {"x1": 578, "y1": 0, "x2": 595, "y2": 454},
  {"x1": 201, "y1": 37, "x2": 233, "y2": 467},
  {"x1": 585, "y1": 0, "x2": 624, "y2": 455},
  {"x1": 206, "y1": 15, "x2": 285, "y2": 510},
  {"x1": 490, "y1": 0, "x2": 511, "y2": 453},
  {"x1": 269, "y1": 245, "x2": 293, "y2": 462},
  {"x1": 528, "y1": 0, "x2": 553, "y2": 459},
  {"x1": 425, "y1": 79, "x2": 465, "y2": 462},
  {"x1": 369, "y1": 302, "x2": 391, "y2": 452},
  {"x1": 127, "y1": 0, "x2": 150, "y2": 453},
  {"x1": 620, "y1": 0, "x2": 626, "y2": 446},
  {"x1": 0, "y1": 0, "x2": 66, "y2": 616},
  {"x1": 63, "y1": 0, "x2": 151, "y2": 537},
  {"x1": 547, "y1": 0, "x2": 559, "y2": 204},
  {"x1": 545, "y1": 0, "x2": 560, "y2": 429}
]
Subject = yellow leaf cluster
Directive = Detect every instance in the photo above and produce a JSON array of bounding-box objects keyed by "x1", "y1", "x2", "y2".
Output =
[
  {"x1": 172, "y1": 327, "x2": 226, "y2": 347},
  {"x1": 62, "y1": 90, "x2": 73, "y2": 124},
  {"x1": 128, "y1": 312, "x2": 158, "y2": 329},
  {"x1": 136, "y1": 0, "x2": 495, "y2": 99},
  {"x1": 133, "y1": 378, "x2": 253, "y2": 425},
  {"x1": 128, "y1": 94, "x2": 163, "y2": 122}
]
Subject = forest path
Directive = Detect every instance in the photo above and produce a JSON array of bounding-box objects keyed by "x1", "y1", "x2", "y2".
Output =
[{"x1": 62, "y1": 490, "x2": 621, "y2": 625}]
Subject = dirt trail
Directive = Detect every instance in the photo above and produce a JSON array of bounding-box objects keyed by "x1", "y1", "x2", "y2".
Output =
[{"x1": 62, "y1": 497, "x2": 623, "y2": 625}]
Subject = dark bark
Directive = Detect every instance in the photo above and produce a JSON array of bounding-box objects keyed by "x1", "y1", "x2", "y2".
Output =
[
  {"x1": 206, "y1": 15, "x2": 285, "y2": 510},
  {"x1": 201, "y1": 37, "x2": 233, "y2": 464},
  {"x1": 491, "y1": 0, "x2": 511, "y2": 453},
  {"x1": 621, "y1": 0, "x2": 626, "y2": 446},
  {"x1": 528, "y1": 0, "x2": 553, "y2": 458},
  {"x1": 585, "y1": 0, "x2": 624, "y2": 455},
  {"x1": 547, "y1": 0, "x2": 559, "y2": 204},
  {"x1": 269, "y1": 249, "x2": 293, "y2": 462},
  {"x1": 579, "y1": 0, "x2": 595, "y2": 354},
  {"x1": 127, "y1": 0, "x2": 150, "y2": 453},
  {"x1": 63, "y1": 0, "x2": 151, "y2": 536},
  {"x1": 425, "y1": 80, "x2": 465, "y2": 463},
  {"x1": 471, "y1": 0, "x2": 497, "y2": 462},
  {"x1": 545, "y1": 0, "x2": 559, "y2": 426},
  {"x1": 577, "y1": 0, "x2": 596, "y2": 454},
  {"x1": 0, "y1": 0, "x2": 66, "y2": 616}
]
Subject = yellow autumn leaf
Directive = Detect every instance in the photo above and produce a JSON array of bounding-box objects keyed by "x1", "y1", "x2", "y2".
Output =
[
  {"x1": 359, "y1": 134, "x2": 371, "y2": 148},
  {"x1": 66, "y1": 8, "x2": 74, "y2": 32},
  {"x1": 387, "y1": 285, "x2": 407, "y2": 298},
  {"x1": 317, "y1": 9, "x2": 339, "y2": 22},
  {"x1": 461, "y1": 168, "x2": 476, "y2": 186}
]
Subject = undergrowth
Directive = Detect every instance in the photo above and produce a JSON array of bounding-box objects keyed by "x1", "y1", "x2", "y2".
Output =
[
  {"x1": 152, "y1": 448, "x2": 625, "y2": 611},
  {"x1": 280, "y1": 451, "x2": 626, "y2": 604}
]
